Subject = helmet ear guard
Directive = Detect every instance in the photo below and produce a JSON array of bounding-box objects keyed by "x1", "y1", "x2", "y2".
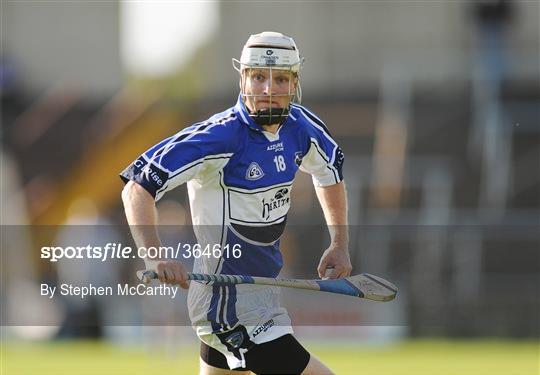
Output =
[{"x1": 233, "y1": 32, "x2": 304, "y2": 126}]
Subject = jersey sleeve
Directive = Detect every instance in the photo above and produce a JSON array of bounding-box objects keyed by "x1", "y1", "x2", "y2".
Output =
[
  {"x1": 298, "y1": 110, "x2": 345, "y2": 187},
  {"x1": 120, "y1": 120, "x2": 235, "y2": 201}
]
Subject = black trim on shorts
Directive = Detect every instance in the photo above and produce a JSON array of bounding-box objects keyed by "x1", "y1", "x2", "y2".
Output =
[{"x1": 200, "y1": 334, "x2": 311, "y2": 374}]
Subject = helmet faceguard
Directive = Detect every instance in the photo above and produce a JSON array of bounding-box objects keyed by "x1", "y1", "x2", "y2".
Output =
[{"x1": 233, "y1": 31, "x2": 304, "y2": 126}]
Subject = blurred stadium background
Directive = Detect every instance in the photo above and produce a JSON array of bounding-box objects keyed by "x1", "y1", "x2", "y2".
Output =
[{"x1": 1, "y1": 1, "x2": 538, "y2": 374}]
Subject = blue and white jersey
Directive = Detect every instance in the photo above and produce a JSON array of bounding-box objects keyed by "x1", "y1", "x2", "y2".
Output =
[{"x1": 120, "y1": 95, "x2": 344, "y2": 343}]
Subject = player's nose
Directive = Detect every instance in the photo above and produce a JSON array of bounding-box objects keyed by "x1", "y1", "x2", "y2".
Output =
[{"x1": 262, "y1": 80, "x2": 275, "y2": 95}]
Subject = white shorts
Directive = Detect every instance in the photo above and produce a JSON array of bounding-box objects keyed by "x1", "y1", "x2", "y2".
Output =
[{"x1": 189, "y1": 282, "x2": 294, "y2": 369}]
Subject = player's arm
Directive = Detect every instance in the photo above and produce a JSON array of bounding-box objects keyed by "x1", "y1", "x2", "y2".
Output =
[
  {"x1": 314, "y1": 181, "x2": 352, "y2": 279},
  {"x1": 295, "y1": 107, "x2": 350, "y2": 279},
  {"x1": 120, "y1": 122, "x2": 236, "y2": 287},
  {"x1": 121, "y1": 180, "x2": 189, "y2": 288}
]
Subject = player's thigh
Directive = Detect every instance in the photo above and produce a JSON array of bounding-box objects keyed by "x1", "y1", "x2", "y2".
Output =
[
  {"x1": 244, "y1": 334, "x2": 312, "y2": 374},
  {"x1": 301, "y1": 354, "x2": 335, "y2": 375},
  {"x1": 199, "y1": 358, "x2": 251, "y2": 375}
]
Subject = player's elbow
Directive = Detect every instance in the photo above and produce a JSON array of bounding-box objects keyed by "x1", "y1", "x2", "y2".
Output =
[
  {"x1": 121, "y1": 181, "x2": 153, "y2": 207},
  {"x1": 121, "y1": 181, "x2": 133, "y2": 205}
]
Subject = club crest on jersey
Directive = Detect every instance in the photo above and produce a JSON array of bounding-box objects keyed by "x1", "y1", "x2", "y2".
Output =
[
  {"x1": 224, "y1": 331, "x2": 244, "y2": 349},
  {"x1": 246, "y1": 162, "x2": 264, "y2": 181},
  {"x1": 294, "y1": 151, "x2": 303, "y2": 167}
]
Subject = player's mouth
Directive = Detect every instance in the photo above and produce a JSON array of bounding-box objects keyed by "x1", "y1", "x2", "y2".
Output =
[{"x1": 256, "y1": 100, "x2": 281, "y2": 107}]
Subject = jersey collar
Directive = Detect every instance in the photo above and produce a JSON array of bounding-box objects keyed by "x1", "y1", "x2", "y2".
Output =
[{"x1": 235, "y1": 94, "x2": 263, "y2": 131}]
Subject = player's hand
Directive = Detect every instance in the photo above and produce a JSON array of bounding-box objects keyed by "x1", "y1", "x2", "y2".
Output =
[
  {"x1": 317, "y1": 244, "x2": 352, "y2": 279},
  {"x1": 150, "y1": 260, "x2": 190, "y2": 289}
]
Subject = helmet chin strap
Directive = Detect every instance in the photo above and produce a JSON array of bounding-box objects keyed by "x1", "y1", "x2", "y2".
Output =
[{"x1": 250, "y1": 107, "x2": 290, "y2": 127}]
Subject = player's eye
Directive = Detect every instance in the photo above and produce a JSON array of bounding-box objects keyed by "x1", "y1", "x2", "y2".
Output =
[
  {"x1": 251, "y1": 71, "x2": 266, "y2": 81},
  {"x1": 276, "y1": 76, "x2": 289, "y2": 84}
]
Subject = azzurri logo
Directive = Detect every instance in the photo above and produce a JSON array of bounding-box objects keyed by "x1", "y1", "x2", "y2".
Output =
[
  {"x1": 253, "y1": 319, "x2": 275, "y2": 338},
  {"x1": 267, "y1": 142, "x2": 284, "y2": 152}
]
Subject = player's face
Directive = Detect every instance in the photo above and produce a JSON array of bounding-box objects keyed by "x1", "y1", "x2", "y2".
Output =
[{"x1": 241, "y1": 68, "x2": 297, "y2": 113}]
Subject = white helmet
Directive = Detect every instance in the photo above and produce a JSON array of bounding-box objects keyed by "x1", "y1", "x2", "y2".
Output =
[{"x1": 233, "y1": 31, "x2": 304, "y2": 126}]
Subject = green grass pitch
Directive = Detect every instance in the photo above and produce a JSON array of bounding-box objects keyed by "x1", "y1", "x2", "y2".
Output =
[{"x1": 2, "y1": 339, "x2": 538, "y2": 374}]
